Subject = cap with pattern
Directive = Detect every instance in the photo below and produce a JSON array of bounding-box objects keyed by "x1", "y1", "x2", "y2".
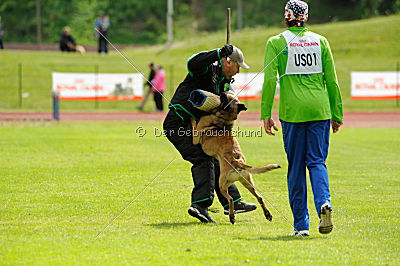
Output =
[
  {"x1": 229, "y1": 46, "x2": 250, "y2": 69},
  {"x1": 284, "y1": 0, "x2": 309, "y2": 22}
]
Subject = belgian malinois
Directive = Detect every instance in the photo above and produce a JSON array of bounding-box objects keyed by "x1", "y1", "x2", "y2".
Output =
[{"x1": 192, "y1": 92, "x2": 281, "y2": 224}]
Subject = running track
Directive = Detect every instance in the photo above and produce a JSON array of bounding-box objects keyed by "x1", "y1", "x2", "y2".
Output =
[{"x1": 0, "y1": 112, "x2": 399, "y2": 127}]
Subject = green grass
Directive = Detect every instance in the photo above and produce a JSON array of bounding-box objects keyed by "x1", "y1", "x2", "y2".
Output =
[
  {"x1": 0, "y1": 15, "x2": 400, "y2": 112},
  {"x1": 0, "y1": 121, "x2": 399, "y2": 264}
]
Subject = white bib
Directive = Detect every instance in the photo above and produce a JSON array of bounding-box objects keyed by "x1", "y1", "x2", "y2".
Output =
[{"x1": 282, "y1": 30, "x2": 323, "y2": 76}]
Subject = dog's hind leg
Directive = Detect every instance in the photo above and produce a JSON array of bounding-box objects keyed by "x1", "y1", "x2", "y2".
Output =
[
  {"x1": 239, "y1": 173, "x2": 273, "y2": 222},
  {"x1": 219, "y1": 176, "x2": 235, "y2": 224}
]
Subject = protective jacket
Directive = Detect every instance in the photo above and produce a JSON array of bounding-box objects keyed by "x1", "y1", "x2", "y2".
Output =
[{"x1": 169, "y1": 49, "x2": 232, "y2": 122}]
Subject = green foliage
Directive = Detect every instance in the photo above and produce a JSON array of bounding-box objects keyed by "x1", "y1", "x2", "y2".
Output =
[
  {"x1": 0, "y1": 122, "x2": 399, "y2": 264},
  {"x1": 101, "y1": 0, "x2": 167, "y2": 44},
  {"x1": 0, "y1": 0, "x2": 398, "y2": 44},
  {"x1": 0, "y1": 0, "x2": 37, "y2": 42}
]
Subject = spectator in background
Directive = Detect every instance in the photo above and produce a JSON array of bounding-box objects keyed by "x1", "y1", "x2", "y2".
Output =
[
  {"x1": 95, "y1": 13, "x2": 110, "y2": 54},
  {"x1": 59, "y1": 27, "x2": 85, "y2": 54},
  {"x1": 138, "y1": 63, "x2": 156, "y2": 111},
  {"x1": 59, "y1": 26, "x2": 76, "y2": 52},
  {"x1": 0, "y1": 16, "x2": 5, "y2": 49},
  {"x1": 152, "y1": 65, "x2": 165, "y2": 111}
]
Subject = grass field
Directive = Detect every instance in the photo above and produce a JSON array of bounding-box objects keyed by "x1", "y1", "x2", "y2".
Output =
[
  {"x1": 1, "y1": 121, "x2": 399, "y2": 264},
  {"x1": 0, "y1": 15, "x2": 400, "y2": 112}
]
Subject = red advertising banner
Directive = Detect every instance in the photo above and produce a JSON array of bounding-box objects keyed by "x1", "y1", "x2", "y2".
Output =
[{"x1": 52, "y1": 72, "x2": 144, "y2": 101}]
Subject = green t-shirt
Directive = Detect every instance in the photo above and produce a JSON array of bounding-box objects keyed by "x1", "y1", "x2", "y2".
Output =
[{"x1": 260, "y1": 27, "x2": 343, "y2": 123}]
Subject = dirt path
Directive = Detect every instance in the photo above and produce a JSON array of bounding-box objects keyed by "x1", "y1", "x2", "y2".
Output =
[{"x1": 0, "y1": 111, "x2": 399, "y2": 127}]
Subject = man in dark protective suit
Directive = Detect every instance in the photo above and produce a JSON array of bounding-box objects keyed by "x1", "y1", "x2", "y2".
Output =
[{"x1": 163, "y1": 44, "x2": 256, "y2": 223}]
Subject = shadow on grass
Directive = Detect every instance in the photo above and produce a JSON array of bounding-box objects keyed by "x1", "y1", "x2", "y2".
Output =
[
  {"x1": 145, "y1": 221, "x2": 208, "y2": 228},
  {"x1": 234, "y1": 235, "x2": 317, "y2": 242}
]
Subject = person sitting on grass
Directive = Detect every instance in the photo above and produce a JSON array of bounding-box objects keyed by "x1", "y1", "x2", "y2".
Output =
[{"x1": 59, "y1": 26, "x2": 85, "y2": 54}]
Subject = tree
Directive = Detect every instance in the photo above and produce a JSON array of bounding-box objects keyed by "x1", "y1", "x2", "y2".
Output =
[{"x1": 0, "y1": 0, "x2": 398, "y2": 44}]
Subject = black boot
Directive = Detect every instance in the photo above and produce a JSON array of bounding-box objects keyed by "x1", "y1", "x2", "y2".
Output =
[{"x1": 188, "y1": 204, "x2": 216, "y2": 223}]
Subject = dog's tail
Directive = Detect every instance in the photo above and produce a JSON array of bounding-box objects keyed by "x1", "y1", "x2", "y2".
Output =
[
  {"x1": 246, "y1": 164, "x2": 281, "y2": 174},
  {"x1": 232, "y1": 160, "x2": 281, "y2": 174}
]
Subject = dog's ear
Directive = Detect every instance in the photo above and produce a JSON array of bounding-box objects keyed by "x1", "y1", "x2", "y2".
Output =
[
  {"x1": 237, "y1": 103, "x2": 247, "y2": 114},
  {"x1": 220, "y1": 92, "x2": 229, "y2": 110}
]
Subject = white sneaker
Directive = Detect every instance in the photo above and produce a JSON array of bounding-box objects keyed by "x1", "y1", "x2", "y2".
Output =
[
  {"x1": 291, "y1": 230, "x2": 310, "y2": 236},
  {"x1": 319, "y1": 203, "x2": 333, "y2": 234}
]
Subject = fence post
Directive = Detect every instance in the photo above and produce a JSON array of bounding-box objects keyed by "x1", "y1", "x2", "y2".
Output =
[
  {"x1": 18, "y1": 63, "x2": 22, "y2": 108},
  {"x1": 169, "y1": 64, "x2": 174, "y2": 95},
  {"x1": 397, "y1": 62, "x2": 399, "y2": 108},
  {"x1": 95, "y1": 64, "x2": 99, "y2": 109},
  {"x1": 52, "y1": 91, "x2": 60, "y2": 121}
]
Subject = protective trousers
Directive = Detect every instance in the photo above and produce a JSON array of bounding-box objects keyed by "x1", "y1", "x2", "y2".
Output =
[
  {"x1": 281, "y1": 119, "x2": 332, "y2": 231},
  {"x1": 163, "y1": 110, "x2": 241, "y2": 207}
]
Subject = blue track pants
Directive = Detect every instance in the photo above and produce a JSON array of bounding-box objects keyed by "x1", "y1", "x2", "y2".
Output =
[{"x1": 281, "y1": 119, "x2": 332, "y2": 231}]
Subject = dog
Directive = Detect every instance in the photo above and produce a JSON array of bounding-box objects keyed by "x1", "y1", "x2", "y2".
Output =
[{"x1": 191, "y1": 92, "x2": 281, "y2": 224}]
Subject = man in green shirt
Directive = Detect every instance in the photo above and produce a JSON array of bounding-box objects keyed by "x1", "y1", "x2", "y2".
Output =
[{"x1": 261, "y1": 0, "x2": 343, "y2": 236}]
